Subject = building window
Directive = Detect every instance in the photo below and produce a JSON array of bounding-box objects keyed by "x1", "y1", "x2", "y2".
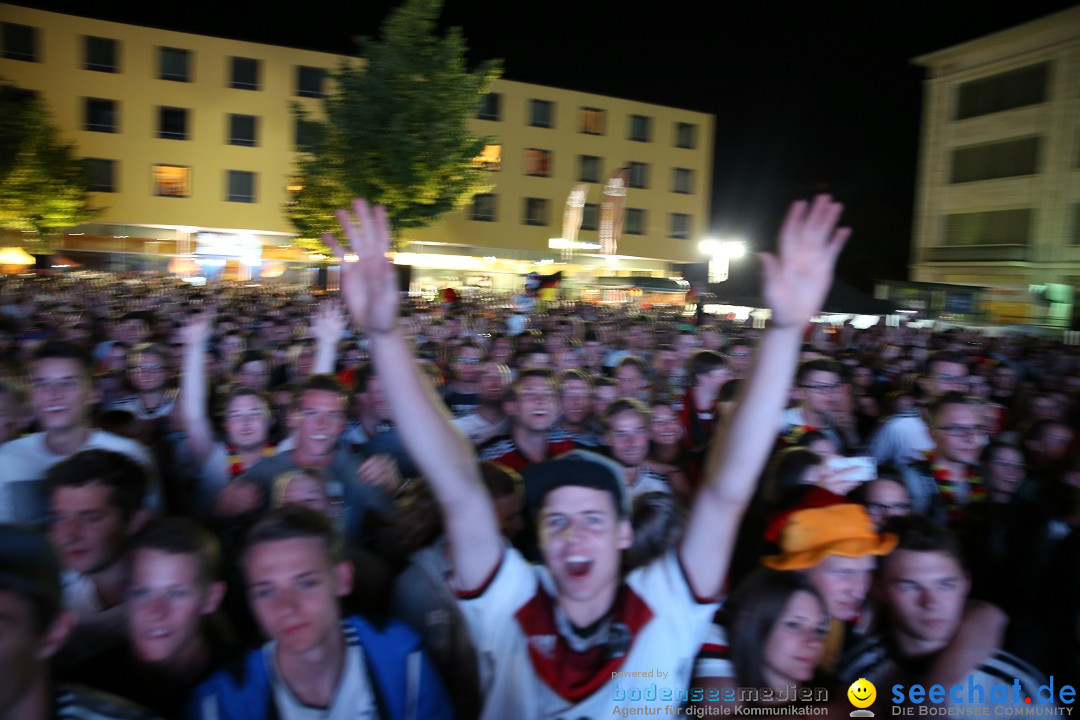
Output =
[
  {"x1": 629, "y1": 115, "x2": 652, "y2": 142},
  {"x1": 675, "y1": 122, "x2": 696, "y2": 149},
  {"x1": 159, "y1": 47, "x2": 191, "y2": 82},
  {"x1": 578, "y1": 155, "x2": 601, "y2": 183},
  {"x1": 84, "y1": 36, "x2": 118, "y2": 73},
  {"x1": 297, "y1": 66, "x2": 326, "y2": 98},
  {"x1": 581, "y1": 203, "x2": 599, "y2": 231},
  {"x1": 158, "y1": 107, "x2": 189, "y2": 140},
  {"x1": 524, "y1": 149, "x2": 552, "y2": 177},
  {"x1": 529, "y1": 99, "x2": 554, "y2": 128},
  {"x1": 84, "y1": 98, "x2": 117, "y2": 133},
  {"x1": 670, "y1": 213, "x2": 691, "y2": 239},
  {"x1": 580, "y1": 107, "x2": 605, "y2": 135},
  {"x1": 523, "y1": 198, "x2": 549, "y2": 226},
  {"x1": 474, "y1": 144, "x2": 501, "y2": 171},
  {"x1": 153, "y1": 165, "x2": 190, "y2": 197},
  {"x1": 950, "y1": 136, "x2": 1040, "y2": 183},
  {"x1": 626, "y1": 208, "x2": 646, "y2": 235},
  {"x1": 477, "y1": 92, "x2": 500, "y2": 120},
  {"x1": 944, "y1": 209, "x2": 1032, "y2": 246},
  {"x1": 628, "y1": 162, "x2": 649, "y2": 189},
  {"x1": 228, "y1": 114, "x2": 258, "y2": 147},
  {"x1": 471, "y1": 193, "x2": 496, "y2": 221},
  {"x1": 295, "y1": 118, "x2": 319, "y2": 152},
  {"x1": 226, "y1": 170, "x2": 256, "y2": 203},
  {"x1": 673, "y1": 168, "x2": 693, "y2": 194},
  {"x1": 955, "y1": 63, "x2": 1048, "y2": 120},
  {"x1": 83, "y1": 158, "x2": 116, "y2": 192},
  {"x1": 1, "y1": 23, "x2": 37, "y2": 61},
  {"x1": 231, "y1": 57, "x2": 260, "y2": 90}
]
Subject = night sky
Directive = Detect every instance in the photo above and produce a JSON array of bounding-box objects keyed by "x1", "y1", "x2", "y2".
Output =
[{"x1": 15, "y1": 0, "x2": 1080, "y2": 289}]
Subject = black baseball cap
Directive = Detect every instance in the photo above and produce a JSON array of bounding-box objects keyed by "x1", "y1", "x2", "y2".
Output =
[{"x1": 523, "y1": 450, "x2": 630, "y2": 518}]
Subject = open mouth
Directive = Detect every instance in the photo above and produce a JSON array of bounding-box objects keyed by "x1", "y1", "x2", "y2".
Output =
[
  {"x1": 565, "y1": 556, "x2": 592, "y2": 578},
  {"x1": 144, "y1": 628, "x2": 173, "y2": 639}
]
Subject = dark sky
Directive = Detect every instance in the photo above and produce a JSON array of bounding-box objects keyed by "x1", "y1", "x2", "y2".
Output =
[{"x1": 17, "y1": 0, "x2": 1080, "y2": 288}]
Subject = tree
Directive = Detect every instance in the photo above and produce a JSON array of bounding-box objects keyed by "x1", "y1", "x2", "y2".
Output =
[
  {"x1": 0, "y1": 82, "x2": 98, "y2": 251},
  {"x1": 287, "y1": 0, "x2": 501, "y2": 254}
]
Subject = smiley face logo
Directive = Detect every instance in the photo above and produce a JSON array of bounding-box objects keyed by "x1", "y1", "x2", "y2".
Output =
[{"x1": 848, "y1": 678, "x2": 876, "y2": 709}]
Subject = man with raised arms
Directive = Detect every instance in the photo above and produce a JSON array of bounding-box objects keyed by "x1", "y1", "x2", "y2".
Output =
[{"x1": 326, "y1": 194, "x2": 849, "y2": 717}]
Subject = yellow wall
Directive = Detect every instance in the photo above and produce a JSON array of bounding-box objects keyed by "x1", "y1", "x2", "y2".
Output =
[{"x1": 0, "y1": 4, "x2": 713, "y2": 264}]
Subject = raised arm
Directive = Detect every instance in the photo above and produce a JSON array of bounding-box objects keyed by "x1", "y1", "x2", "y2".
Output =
[
  {"x1": 326, "y1": 199, "x2": 502, "y2": 589},
  {"x1": 178, "y1": 308, "x2": 217, "y2": 470},
  {"x1": 311, "y1": 299, "x2": 347, "y2": 375},
  {"x1": 680, "y1": 195, "x2": 849, "y2": 599}
]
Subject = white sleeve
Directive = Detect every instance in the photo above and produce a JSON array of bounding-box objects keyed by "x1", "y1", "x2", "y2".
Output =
[
  {"x1": 627, "y1": 551, "x2": 720, "y2": 660},
  {"x1": 455, "y1": 547, "x2": 538, "y2": 650}
]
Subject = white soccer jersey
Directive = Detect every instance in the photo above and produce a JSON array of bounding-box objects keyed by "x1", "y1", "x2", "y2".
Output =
[{"x1": 458, "y1": 548, "x2": 718, "y2": 719}]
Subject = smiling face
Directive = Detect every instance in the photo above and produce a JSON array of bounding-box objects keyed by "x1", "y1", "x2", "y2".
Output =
[
  {"x1": 649, "y1": 404, "x2": 682, "y2": 446},
  {"x1": 245, "y1": 537, "x2": 351, "y2": 656},
  {"x1": 128, "y1": 549, "x2": 222, "y2": 666},
  {"x1": 31, "y1": 357, "x2": 91, "y2": 434},
  {"x1": 848, "y1": 678, "x2": 877, "y2": 708},
  {"x1": 560, "y1": 378, "x2": 592, "y2": 426},
  {"x1": 762, "y1": 591, "x2": 828, "y2": 689},
  {"x1": 539, "y1": 485, "x2": 631, "y2": 623},
  {"x1": 296, "y1": 390, "x2": 346, "y2": 459}
]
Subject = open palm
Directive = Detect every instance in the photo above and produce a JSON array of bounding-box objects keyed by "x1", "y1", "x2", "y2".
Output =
[{"x1": 324, "y1": 199, "x2": 399, "y2": 335}]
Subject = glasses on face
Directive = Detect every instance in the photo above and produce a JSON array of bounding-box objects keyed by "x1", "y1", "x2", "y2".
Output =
[
  {"x1": 727, "y1": 352, "x2": 750, "y2": 358},
  {"x1": 930, "y1": 374, "x2": 968, "y2": 385},
  {"x1": 133, "y1": 364, "x2": 166, "y2": 372},
  {"x1": 935, "y1": 424, "x2": 987, "y2": 438},
  {"x1": 455, "y1": 357, "x2": 482, "y2": 364},
  {"x1": 865, "y1": 501, "x2": 911, "y2": 514},
  {"x1": 994, "y1": 461, "x2": 1025, "y2": 472},
  {"x1": 800, "y1": 383, "x2": 840, "y2": 394}
]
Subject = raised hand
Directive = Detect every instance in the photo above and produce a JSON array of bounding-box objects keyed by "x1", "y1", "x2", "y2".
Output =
[
  {"x1": 312, "y1": 299, "x2": 347, "y2": 344},
  {"x1": 760, "y1": 194, "x2": 850, "y2": 328},
  {"x1": 179, "y1": 306, "x2": 216, "y2": 346},
  {"x1": 323, "y1": 199, "x2": 399, "y2": 335}
]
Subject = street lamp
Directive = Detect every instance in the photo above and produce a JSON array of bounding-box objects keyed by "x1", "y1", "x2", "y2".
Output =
[{"x1": 699, "y1": 238, "x2": 746, "y2": 283}]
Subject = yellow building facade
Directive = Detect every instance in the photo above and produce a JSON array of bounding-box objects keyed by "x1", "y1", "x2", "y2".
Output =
[{"x1": 0, "y1": 4, "x2": 713, "y2": 287}]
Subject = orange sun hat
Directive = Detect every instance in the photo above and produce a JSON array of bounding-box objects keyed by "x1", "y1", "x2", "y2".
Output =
[{"x1": 761, "y1": 503, "x2": 898, "y2": 571}]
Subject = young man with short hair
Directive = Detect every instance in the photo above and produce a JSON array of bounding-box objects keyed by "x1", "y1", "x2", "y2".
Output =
[
  {"x1": 478, "y1": 368, "x2": 577, "y2": 472},
  {"x1": 45, "y1": 449, "x2": 149, "y2": 669},
  {"x1": 453, "y1": 361, "x2": 512, "y2": 447},
  {"x1": 0, "y1": 524, "x2": 159, "y2": 720},
  {"x1": 840, "y1": 516, "x2": 1046, "y2": 712},
  {"x1": 328, "y1": 194, "x2": 849, "y2": 716},
  {"x1": 0, "y1": 341, "x2": 158, "y2": 525},
  {"x1": 604, "y1": 398, "x2": 671, "y2": 499},
  {"x1": 442, "y1": 339, "x2": 485, "y2": 417},
  {"x1": 190, "y1": 506, "x2": 451, "y2": 719}
]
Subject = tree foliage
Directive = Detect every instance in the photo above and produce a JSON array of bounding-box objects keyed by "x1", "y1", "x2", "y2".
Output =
[
  {"x1": 0, "y1": 82, "x2": 98, "y2": 248},
  {"x1": 288, "y1": 0, "x2": 501, "y2": 254}
]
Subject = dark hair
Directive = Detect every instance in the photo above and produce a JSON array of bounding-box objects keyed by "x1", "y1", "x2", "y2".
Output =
[
  {"x1": 33, "y1": 340, "x2": 91, "y2": 376},
  {"x1": 507, "y1": 368, "x2": 555, "y2": 401},
  {"x1": 224, "y1": 385, "x2": 271, "y2": 414},
  {"x1": 293, "y1": 373, "x2": 345, "y2": 408},
  {"x1": 624, "y1": 492, "x2": 685, "y2": 571},
  {"x1": 762, "y1": 448, "x2": 824, "y2": 505},
  {"x1": 480, "y1": 461, "x2": 522, "y2": 499},
  {"x1": 595, "y1": 376, "x2": 618, "y2": 390},
  {"x1": 879, "y1": 514, "x2": 965, "y2": 571},
  {"x1": 45, "y1": 449, "x2": 147, "y2": 522},
  {"x1": 924, "y1": 350, "x2": 967, "y2": 376},
  {"x1": 727, "y1": 568, "x2": 827, "y2": 690},
  {"x1": 128, "y1": 342, "x2": 166, "y2": 362},
  {"x1": 559, "y1": 369, "x2": 593, "y2": 391},
  {"x1": 233, "y1": 349, "x2": 269, "y2": 375},
  {"x1": 929, "y1": 391, "x2": 978, "y2": 424},
  {"x1": 604, "y1": 397, "x2": 650, "y2": 429},
  {"x1": 615, "y1": 356, "x2": 648, "y2": 375},
  {"x1": 795, "y1": 358, "x2": 841, "y2": 386},
  {"x1": 244, "y1": 505, "x2": 344, "y2": 564},
  {"x1": 688, "y1": 350, "x2": 726, "y2": 385},
  {"x1": 131, "y1": 518, "x2": 223, "y2": 586}
]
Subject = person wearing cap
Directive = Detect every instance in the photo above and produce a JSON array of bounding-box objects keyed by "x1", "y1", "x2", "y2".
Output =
[
  {"x1": 0, "y1": 524, "x2": 160, "y2": 720},
  {"x1": 328, "y1": 193, "x2": 849, "y2": 717}
]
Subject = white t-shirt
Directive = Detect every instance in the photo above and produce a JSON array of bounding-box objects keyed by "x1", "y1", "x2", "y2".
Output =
[
  {"x1": 453, "y1": 412, "x2": 510, "y2": 447},
  {"x1": 265, "y1": 625, "x2": 378, "y2": 720},
  {"x1": 626, "y1": 467, "x2": 672, "y2": 500},
  {"x1": 0, "y1": 430, "x2": 159, "y2": 524},
  {"x1": 458, "y1": 548, "x2": 718, "y2": 719},
  {"x1": 869, "y1": 411, "x2": 933, "y2": 469}
]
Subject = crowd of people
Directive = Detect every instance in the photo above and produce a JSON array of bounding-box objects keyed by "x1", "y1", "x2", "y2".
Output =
[{"x1": 0, "y1": 194, "x2": 1077, "y2": 719}]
